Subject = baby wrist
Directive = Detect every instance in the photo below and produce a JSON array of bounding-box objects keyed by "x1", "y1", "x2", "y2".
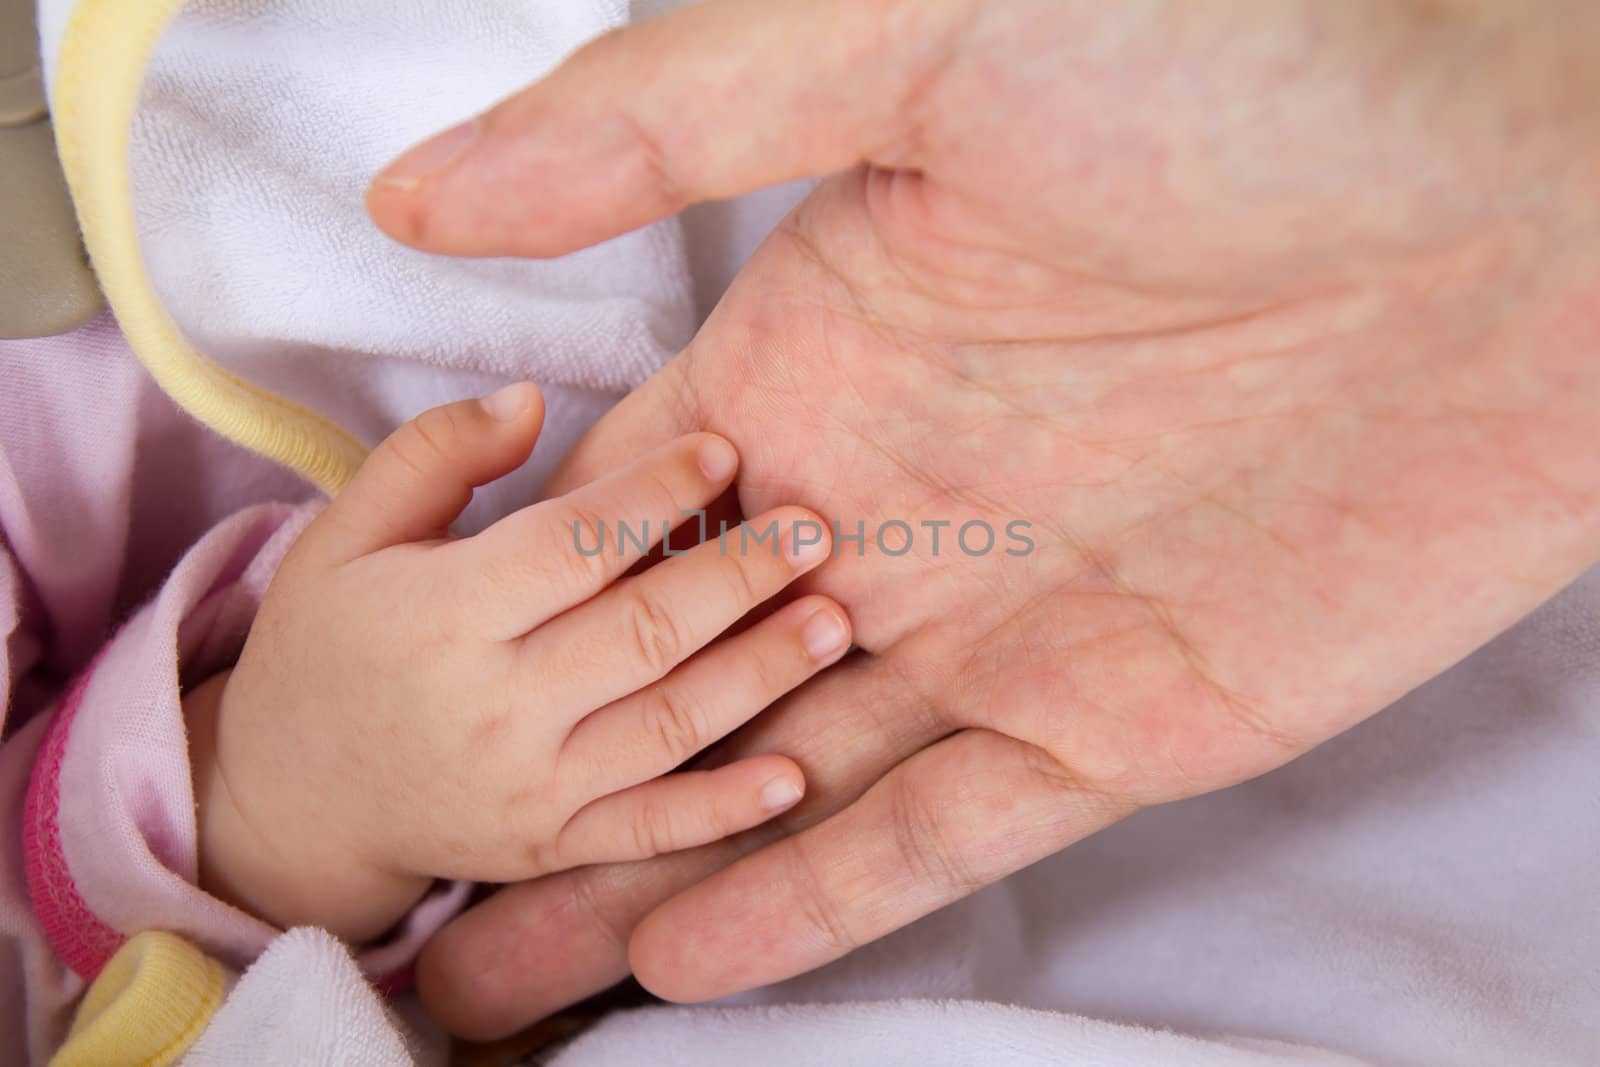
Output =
[{"x1": 185, "y1": 671, "x2": 429, "y2": 943}]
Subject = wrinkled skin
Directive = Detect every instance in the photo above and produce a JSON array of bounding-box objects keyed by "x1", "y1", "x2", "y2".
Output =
[{"x1": 366, "y1": 0, "x2": 1600, "y2": 1038}]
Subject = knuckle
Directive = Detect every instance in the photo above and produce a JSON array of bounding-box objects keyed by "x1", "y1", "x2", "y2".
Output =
[
  {"x1": 643, "y1": 684, "x2": 710, "y2": 765},
  {"x1": 749, "y1": 617, "x2": 821, "y2": 703},
  {"x1": 554, "y1": 500, "x2": 616, "y2": 587},
  {"x1": 623, "y1": 589, "x2": 685, "y2": 677},
  {"x1": 566, "y1": 27, "x2": 684, "y2": 222},
  {"x1": 613, "y1": 103, "x2": 682, "y2": 216},
  {"x1": 566, "y1": 872, "x2": 628, "y2": 953},
  {"x1": 1027, "y1": 703, "x2": 1141, "y2": 799},
  {"x1": 1013, "y1": 737, "x2": 1140, "y2": 820},
  {"x1": 720, "y1": 553, "x2": 764, "y2": 609},
  {"x1": 640, "y1": 469, "x2": 684, "y2": 520},
  {"x1": 630, "y1": 799, "x2": 676, "y2": 859},
  {"x1": 785, "y1": 839, "x2": 857, "y2": 957},
  {"x1": 886, "y1": 771, "x2": 985, "y2": 896},
  {"x1": 386, "y1": 405, "x2": 461, "y2": 479},
  {"x1": 744, "y1": 648, "x2": 787, "y2": 704}
]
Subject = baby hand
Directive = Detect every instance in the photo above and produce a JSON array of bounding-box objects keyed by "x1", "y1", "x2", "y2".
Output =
[{"x1": 184, "y1": 384, "x2": 851, "y2": 942}]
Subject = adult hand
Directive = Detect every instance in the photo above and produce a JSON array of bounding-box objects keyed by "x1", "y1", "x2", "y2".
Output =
[{"x1": 367, "y1": 0, "x2": 1600, "y2": 1039}]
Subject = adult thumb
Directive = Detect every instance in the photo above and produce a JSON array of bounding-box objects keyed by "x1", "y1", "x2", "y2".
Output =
[{"x1": 366, "y1": 0, "x2": 962, "y2": 257}]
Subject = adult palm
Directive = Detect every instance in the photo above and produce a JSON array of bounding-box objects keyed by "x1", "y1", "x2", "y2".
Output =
[{"x1": 367, "y1": 0, "x2": 1600, "y2": 1037}]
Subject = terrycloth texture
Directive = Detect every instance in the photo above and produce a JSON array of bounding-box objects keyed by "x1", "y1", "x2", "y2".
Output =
[
  {"x1": 552, "y1": 1002, "x2": 1376, "y2": 1067},
  {"x1": 46, "y1": 0, "x2": 370, "y2": 496},
  {"x1": 5, "y1": 0, "x2": 1600, "y2": 1065},
  {"x1": 40, "y1": 0, "x2": 696, "y2": 514},
  {"x1": 181, "y1": 928, "x2": 444, "y2": 1067}
]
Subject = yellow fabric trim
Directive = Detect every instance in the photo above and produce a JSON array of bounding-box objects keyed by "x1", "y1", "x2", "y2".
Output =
[
  {"x1": 51, "y1": 930, "x2": 226, "y2": 1067},
  {"x1": 51, "y1": 0, "x2": 367, "y2": 496}
]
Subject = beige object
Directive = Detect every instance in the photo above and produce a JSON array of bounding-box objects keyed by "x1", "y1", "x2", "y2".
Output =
[{"x1": 1, "y1": 0, "x2": 102, "y2": 338}]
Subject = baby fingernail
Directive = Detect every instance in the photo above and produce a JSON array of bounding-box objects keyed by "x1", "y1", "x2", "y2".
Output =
[
  {"x1": 482, "y1": 382, "x2": 535, "y2": 420},
  {"x1": 698, "y1": 437, "x2": 737, "y2": 481},
  {"x1": 374, "y1": 117, "x2": 481, "y2": 190},
  {"x1": 761, "y1": 777, "x2": 804, "y2": 812},
  {"x1": 787, "y1": 521, "x2": 829, "y2": 566},
  {"x1": 802, "y1": 609, "x2": 848, "y2": 660}
]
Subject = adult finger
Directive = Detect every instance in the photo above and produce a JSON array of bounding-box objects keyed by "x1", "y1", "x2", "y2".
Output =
[
  {"x1": 366, "y1": 0, "x2": 970, "y2": 256},
  {"x1": 415, "y1": 851, "x2": 719, "y2": 1042},
  {"x1": 628, "y1": 728, "x2": 1137, "y2": 1002}
]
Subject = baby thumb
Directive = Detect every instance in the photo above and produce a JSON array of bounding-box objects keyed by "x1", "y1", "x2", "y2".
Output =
[{"x1": 313, "y1": 383, "x2": 545, "y2": 561}]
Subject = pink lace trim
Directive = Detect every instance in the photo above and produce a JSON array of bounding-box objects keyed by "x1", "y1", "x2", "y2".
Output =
[{"x1": 22, "y1": 655, "x2": 127, "y2": 980}]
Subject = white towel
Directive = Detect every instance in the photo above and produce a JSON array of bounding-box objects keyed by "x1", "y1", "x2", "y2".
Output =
[
  {"x1": 40, "y1": 0, "x2": 712, "y2": 531},
  {"x1": 551, "y1": 1002, "x2": 1374, "y2": 1067},
  {"x1": 182, "y1": 928, "x2": 440, "y2": 1067}
]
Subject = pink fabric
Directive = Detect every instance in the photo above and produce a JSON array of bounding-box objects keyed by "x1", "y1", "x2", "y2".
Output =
[
  {"x1": 0, "y1": 317, "x2": 464, "y2": 1062},
  {"x1": 22, "y1": 653, "x2": 124, "y2": 980},
  {"x1": 48, "y1": 502, "x2": 308, "y2": 969}
]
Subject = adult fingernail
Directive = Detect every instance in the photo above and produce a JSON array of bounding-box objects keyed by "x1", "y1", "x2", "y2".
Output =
[
  {"x1": 482, "y1": 382, "x2": 536, "y2": 421},
  {"x1": 801, "y1": 609, "x2": 848, "y2": 660},
  {"x1": 698, "y1": 437, "x2": 737, "y2": 481},
  {"x1": 760, "y1": 777, "x2": 804, "y2": 813},
  {"x1": 374, "y1": 118, "x2": 482, "y2": 190}
]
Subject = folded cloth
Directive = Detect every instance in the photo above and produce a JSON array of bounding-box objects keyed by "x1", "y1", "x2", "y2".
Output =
[{"x1": 182, "y1": 928, "x2": 441, "y2": 1067}]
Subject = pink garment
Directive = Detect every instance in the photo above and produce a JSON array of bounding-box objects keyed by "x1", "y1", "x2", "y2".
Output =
[{"x1": 0, "y1": 317, "x2": 464, "y2": 1061}]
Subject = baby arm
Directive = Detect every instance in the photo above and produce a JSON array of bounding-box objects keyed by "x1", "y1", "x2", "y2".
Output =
[{"x1": 185, "y1": 383, "x2": 851, "y2": 942}]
